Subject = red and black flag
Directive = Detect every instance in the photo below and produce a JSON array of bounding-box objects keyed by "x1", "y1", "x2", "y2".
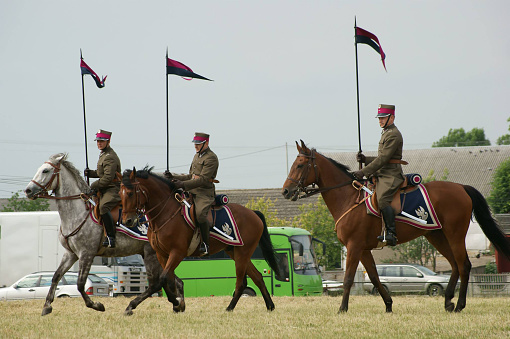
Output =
[
  {"x1": 80, "y1": 59, "x2": 107, "y2": 88},
  {"x1": 167, "y1": 58, "x2": 212, "y2": 81},
  {"x1": 355, "y1": 26, "x2": 386, "y2": 71}
]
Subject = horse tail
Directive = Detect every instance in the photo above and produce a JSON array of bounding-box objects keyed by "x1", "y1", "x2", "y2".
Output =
[
  {"x1": 463, "y1": 185, "x2": 510, "y2": 260},
  {"x1": 253, "y1": 210, "x2": 279, "y2": 273}
]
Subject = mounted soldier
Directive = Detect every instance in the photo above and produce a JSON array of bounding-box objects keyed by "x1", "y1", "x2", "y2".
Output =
[
  {"x1": 165, "y1": 132, "x2": 219, "y2": 256},
  {"x1": 353, "y1": 104, "x2": 405, "y2": 246},
  {"x1": 84, "y1": 129, "x2": 122, "y2": 248}
]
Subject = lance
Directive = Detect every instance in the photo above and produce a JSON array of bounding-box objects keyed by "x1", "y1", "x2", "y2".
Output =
[
  {"x1": 166, "y1": 48, "x2": 170, "y2": 171},
  {"x1": 354, "y1": 17, "x2": 363, "y2": 170},
  {"x1": 80, "y1": 49, "x2": 90, "y2": 184}
]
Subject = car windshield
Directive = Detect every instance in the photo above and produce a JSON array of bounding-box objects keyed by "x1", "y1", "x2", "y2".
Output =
[
  {"x1": 114, "y1": 255, "x2": 144, "y2": 266},
  {"x1": 88, "y1": 274, "x2": 107, "y2": 284},
  {"x1": 417, "y1": 266, "x2": 438, "y2": 276}
]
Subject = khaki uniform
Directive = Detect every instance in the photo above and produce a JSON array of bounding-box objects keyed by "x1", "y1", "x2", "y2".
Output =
[
  {"x1": 361, "y1": 124, "x2": 404, "y2": 210},
  {"x1": 174, "y1": 147, "x2": 219, "y2": 223},
  {"x1": 89, "y1": 146, "x2": 122, "y2": 215}
]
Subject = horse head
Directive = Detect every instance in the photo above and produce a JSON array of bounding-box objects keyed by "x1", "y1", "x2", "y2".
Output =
[
  {"x1": 120, "y1": 168, "x2": 148, "y2": 227},
  {"x1": 25, "y1": 153, "x2": 68, "y2": 199},
  {"x1": 282, "y1": 140, "x2": 319, "y2": 201}
]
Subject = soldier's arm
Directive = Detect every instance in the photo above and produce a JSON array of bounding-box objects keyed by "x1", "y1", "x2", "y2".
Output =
[
  {"x1": 173, "y1": 173, "x2": 192, "y2": 181},
  {"x1": 88, "y1": 170, "x2": 99, "y2": 178},
  {"x1": 361, "y1": 133, "x2": 401, "y2": 177},
  {"x1": 90, "y1": 157, "x2": 117, "y2": 190},
  {"x1": 183, "y1": 156, "x2": 219, "y2": 191}
]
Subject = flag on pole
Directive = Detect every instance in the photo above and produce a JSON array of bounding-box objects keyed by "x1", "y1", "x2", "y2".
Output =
[
  {"x1": 167, "y1": 58, "x2": 212, "y2": 81},
  {"x1": 80, "y1": 59, "x2": 107, "y2": 88},
  {"x1": 355, "y1": 26, "x2": 386, "y2": 71}
]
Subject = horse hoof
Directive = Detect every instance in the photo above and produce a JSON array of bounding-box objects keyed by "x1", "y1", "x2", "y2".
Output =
[
  {"x1": 124, "y1": 309, "x2": 134, "y2": 316},
  {"x1": 226, "y1": 307, "x2": 234, "y2": 312},
  {"x1": 445, "y1": 303, "x2": 455, "y2": 313},
  {"x1": 92, "y1": 302, "x2": 106, "y2": 312},
  {"x1": 41, "y1": 306, "x2": 53, "y2": 316}
]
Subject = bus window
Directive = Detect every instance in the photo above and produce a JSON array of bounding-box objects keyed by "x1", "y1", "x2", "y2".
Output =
[
  {"x1": 290, "y1": 235, "x2": 319, "y2": 276},
  {"x1": 274, "y1": 252, "x2": 290, "y2": 282}
]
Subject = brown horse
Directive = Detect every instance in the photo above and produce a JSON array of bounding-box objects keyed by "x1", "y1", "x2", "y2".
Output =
[
  {"x1": 119, "y1": 167, "x2": 279, "y2": 312},
  {"x1": 282, "y1": 141, "x2": 510, "y2": 313}
]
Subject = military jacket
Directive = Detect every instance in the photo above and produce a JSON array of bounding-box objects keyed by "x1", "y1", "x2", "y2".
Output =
[
  {"x1": 89, "y1": 146, "x2": 122, "y2": 192},
  {"x1": 361, "y1": 124, "x2": 404, "y2": 179},
  {"x1": 174, "y1": 147, "x2": 219, "y2": 196}
]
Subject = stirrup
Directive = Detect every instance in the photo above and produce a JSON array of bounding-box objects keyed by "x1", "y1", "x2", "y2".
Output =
[
  {"x1": 199, "y1": 242, "x2": 209, "y2": 256},
  {"x1": 102, "y1": 236, "x2": 116, "y2": 248},
  {"x1": 377, "y1": 232, "x2": 397, "y2": 246}
]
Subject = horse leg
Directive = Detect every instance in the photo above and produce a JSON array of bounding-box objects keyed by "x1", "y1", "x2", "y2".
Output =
[
  {"x1": 226, "y1": 249, "x2": 275, "y2": 311},
  {"x1": 77, "y1": 254, "x2": 105, "y2": 312},
  {"x1": 425, "y1": 231, "x2": 458, "y2": 312},
  {"x1": 159, "y1": 251, "x2": 186, "y2": 313},
  {"x1": 360, "y1": 251, "x2": 392, "y2": 313},
  {"x1": 226, "y1": 251, "x2": 250, "y2": 312},
  {"x1": 42, "y1": 251, "x2": 78, "y2": 316},
  {"x1": 449, "y1": 243, "x2": 471, "y2": 312},
  {"x1": 339, "y1": 246, "x2": 363, "y2": 313}
]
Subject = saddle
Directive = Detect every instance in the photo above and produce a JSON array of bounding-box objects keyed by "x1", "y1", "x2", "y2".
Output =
[
  {"x1": 91, "y1": 193, "x2": 122, "y2": 226},
  {"x1": 368, "y1": 173, "x2": 422, "y2": 213},
  {"x1": 175, "y1": 190, "x2": 229, "y2": 226}
]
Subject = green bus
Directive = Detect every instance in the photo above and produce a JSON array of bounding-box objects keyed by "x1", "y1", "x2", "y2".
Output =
[{"x1": 173, "y1": 227, "x2": 325, "y2": 297}]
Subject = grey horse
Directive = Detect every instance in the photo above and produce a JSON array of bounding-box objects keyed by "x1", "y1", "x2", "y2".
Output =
[{"x1": 24, "y1": 153, "x2": 185, "y2": 316}]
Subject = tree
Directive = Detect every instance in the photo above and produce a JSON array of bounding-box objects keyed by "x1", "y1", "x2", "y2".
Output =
[
  {"x1": 496, "y1": 117, "x2": 510, "y2": 145},
  {"x1": 487, "y1": 158, "x2": 510, "y2": 213},
  {"x1": 244, "y1": 196, "x2": 291, "y2": 228},
  {"x1": 293, "y1": 196, "x2": 343, "y2": 270},
  {"x1": 1, "y1": 190, "x2": 50, "y2": 212},
  {"x1": 432, "y1": 127, "x2": 490, "y2": 147}
]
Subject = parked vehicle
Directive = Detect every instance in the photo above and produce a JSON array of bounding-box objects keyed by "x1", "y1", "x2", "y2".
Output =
[
  {"x1": 0, "y1": 271, "x2": 110, "y2": 301},
  {"x1": 322, "y1": 279, "x2": 343, "y2": 295},
  {"x1": 363, "y1": 264, "x2": 451, "y2": 296}
]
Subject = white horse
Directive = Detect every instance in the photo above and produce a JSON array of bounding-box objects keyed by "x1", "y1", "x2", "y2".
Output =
[{"x1": 25, "y1": 153, "x2": 185, "y2": 316}]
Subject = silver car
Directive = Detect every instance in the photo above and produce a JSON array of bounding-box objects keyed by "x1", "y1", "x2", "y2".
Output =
[
  {"x1": 0, "y1": 271, "x2": 110, "y2": 301},
  {"x1": 363, "y1": 264, "x2": 452, "y2": 296}
]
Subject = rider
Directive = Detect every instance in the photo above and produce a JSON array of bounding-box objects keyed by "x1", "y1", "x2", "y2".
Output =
[
  {"x1": 353, "y1": 104, "x2": 405, "y2": 246},
  {"x1": 165, "y1": 132, "x2": 219, "y2": 256},
  {"x1": 84, "y1": 129, "x2": 122, "y2": 248}
]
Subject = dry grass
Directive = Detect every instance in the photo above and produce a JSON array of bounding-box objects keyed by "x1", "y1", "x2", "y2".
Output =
[{"x1": 1, "y1": 295, "x2": 509, "y2": 338}]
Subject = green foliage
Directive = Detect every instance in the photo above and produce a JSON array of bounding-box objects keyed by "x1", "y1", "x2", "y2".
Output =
[
  {"x1": 244, "y1": 196, "x2": 290, "y2": 227},
  {"x1": 496, "y1": 117, "x2": 510, "y2": 145},
  {"x1": 293, "y1": 196, "x2": 343, "y2": 270},
  {"x1": 422, "y1": 168, "x2": 449, "y2": 183},
  {"x1": 484, "y1": 261, "x2": 497, "y2": 274},
  {"x1": 487, "y1": 158, "x2": 510, "y2": 213},
  {"x1": 432, "y1": 127, "x2": 490, "y2": 147},
  {"x1": 390, "y1": 236, "x2": 437, "y2": 270},
  {"x1": 1, "y1": 190, "x2": 50, "y2": 212}
]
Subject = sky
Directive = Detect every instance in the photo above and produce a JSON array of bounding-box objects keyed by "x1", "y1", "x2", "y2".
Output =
[{"x1": 1, "y1": 1, "x2": 509, "y2": 198}]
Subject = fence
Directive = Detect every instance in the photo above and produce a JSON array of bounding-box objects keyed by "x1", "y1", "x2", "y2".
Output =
[{"x1": 469, "y1": 273, "x2": 510, "y2": 296}]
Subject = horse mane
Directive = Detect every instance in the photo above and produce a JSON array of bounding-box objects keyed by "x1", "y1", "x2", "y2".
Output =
[
  {"x1": 50, "y1": 153, "x2": 90, "y2": 191},
  {"x1": 315, "y1": 150, "x2": 355, "y2": 180},
  {"x1": 123, "y1": 166, "x2": 176, "y2": 190}
]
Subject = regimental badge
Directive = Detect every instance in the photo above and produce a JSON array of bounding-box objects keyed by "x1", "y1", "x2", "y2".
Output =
[
  {"x1": 415, "y1": 206, "x2": 429, "y2": 221},
  {"x1": 222, "y1": 223, "x2": 232, "y2": 236}
]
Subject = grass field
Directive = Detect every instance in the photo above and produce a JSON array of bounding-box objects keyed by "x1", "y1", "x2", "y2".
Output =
[{"x1": 1, "y1": 295, "x2": 509, "y2": 338}]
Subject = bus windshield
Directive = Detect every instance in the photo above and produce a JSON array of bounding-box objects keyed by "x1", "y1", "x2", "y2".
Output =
[{"x1": 290, "y1": 234, "x2": 319, "y2": 275}]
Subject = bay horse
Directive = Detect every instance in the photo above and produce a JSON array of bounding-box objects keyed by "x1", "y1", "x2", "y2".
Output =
[
  {"x1": 282, "y1": 141, "x2": 510, "y2": 313},
  {"x1": 24, "y1": 153, "x2": 184, "y2": 316},
  {"x1": 119, "y1": 167, "x2": 279, "y2": 311}
]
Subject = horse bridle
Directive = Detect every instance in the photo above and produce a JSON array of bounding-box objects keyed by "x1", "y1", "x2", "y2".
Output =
[
  {"x1": 286, "y1": 149, "x2": 355, "y2": 199},
  {"x1": 30, "y1": 161, "x2": 89, "y2": 201}
]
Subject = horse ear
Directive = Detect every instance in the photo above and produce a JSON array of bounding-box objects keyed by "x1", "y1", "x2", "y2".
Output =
[
  {"x1": 53, "y1": 153, "x2": 67, "y2": 164},
  {"x1": 130, "y1": 167, "x2": 136, "y2": 180},
  {"x1": 300, "y1": 140, "x2": 307, "y2": 151},
  {"x1": 295, "y1": 141, "x2": 301, "y2": 152}
]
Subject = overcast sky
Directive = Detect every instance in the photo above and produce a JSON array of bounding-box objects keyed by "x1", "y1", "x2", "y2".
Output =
[{"x1": 1, "y1": 1, "x2": 509, "y2": 198}]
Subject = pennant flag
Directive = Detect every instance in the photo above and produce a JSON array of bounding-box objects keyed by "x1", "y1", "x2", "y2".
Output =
[
  {"x1": 80, "y1": 59, "x2": 107, "y2": 88},
  {"x1": 167, "y1": 58, "x2": 212, "y2": 81},
  {"x1": 355, "y1": 26, "x2": 386, "y2": 71}
]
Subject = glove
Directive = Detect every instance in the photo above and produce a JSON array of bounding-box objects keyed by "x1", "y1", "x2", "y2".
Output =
[
  {"x1": 84, "y1": 168, "x2": 90, "y2": 177},
  {"x1": 356, "y1": 152, "x2": 366, "y2": 163},
  {"x1": 172, "y1": 179, "x2": 185, "y2": 190},
  {"x1": 353, "y1": 170, "x2": 364, "y2": 180},
  {"x1": 86, "y1": 188, "x2": 97, "y2": 197},
  {"x1": 164, "y1": 170, "x2": 173, "y2": 179}
]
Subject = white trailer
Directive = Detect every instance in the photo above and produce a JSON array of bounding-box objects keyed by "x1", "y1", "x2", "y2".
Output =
[{"x1": 0, "y1": 212, "x2": 149, "y2": 295}]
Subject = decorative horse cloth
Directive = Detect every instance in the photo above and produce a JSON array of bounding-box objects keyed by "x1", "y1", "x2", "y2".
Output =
[
  {"x1": 181, "y1": 204, "x2": 244, "y2": 246},
  {"x1": 91, "y1": 209, "x2": 149, "y2": 241},
  {"x1": 365, "y1": 183, "x2": 442, "y2": 230}
]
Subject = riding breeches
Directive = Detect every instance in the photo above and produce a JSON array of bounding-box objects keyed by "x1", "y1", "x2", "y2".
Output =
[
  {"x1": 99, "y1": 188, "x2": 121, "y2": 215},
  {"x1": 375, "y1": 175, "x2": 404, "y2": 210},
  {"x1": 193, "y1": 194, "x2": 215, "y2": 224}
]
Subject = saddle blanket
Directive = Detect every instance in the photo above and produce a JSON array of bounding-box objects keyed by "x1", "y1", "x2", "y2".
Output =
[
  {"x1": 365, "y1": 183, "x2": 442, "y2": 230},
  {"x1": 91, "y1": 209, "x2": 149, "y2": 241},
  {"x1": 182, "y1": 205, "x2": 244, "y2": 246}
]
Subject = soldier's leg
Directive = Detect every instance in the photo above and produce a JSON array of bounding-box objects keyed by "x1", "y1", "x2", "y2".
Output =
[
  {"x1": 195, "y1": 198, "x2": 213, "y2": 256},
  {"x1": 100, "y1": 191, "x2": 120, "y2": 248},
  {"x1": 376, "y1": 182, "x2": 399, "y2": 246}
]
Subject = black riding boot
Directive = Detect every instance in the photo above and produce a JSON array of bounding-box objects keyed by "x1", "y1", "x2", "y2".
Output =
[
  {"x1": 101, "y1": 211, "x2": 116, "y2": 248},
  {"x1": 378, "y1": 206, "x2": 398, "y2": 246},
  {"x1": 198, "y1": 220, "x2": 211, "y2": 256}
]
